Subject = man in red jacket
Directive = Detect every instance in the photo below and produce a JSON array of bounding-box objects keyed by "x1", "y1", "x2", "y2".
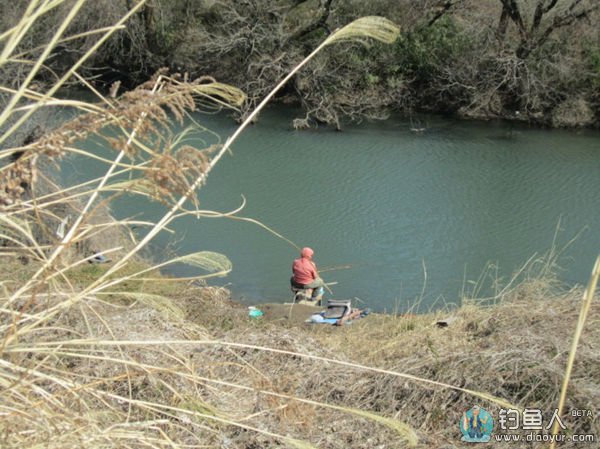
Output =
[{"x1": 291, "y1": 247, "x2": 324, "y2": 303}]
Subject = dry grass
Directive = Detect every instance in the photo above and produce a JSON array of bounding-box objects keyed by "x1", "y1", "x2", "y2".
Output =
[{"x1": 2, "y1": 258, "x2": 598, "y2": 448}]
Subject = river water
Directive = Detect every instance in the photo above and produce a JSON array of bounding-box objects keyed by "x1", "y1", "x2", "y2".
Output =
[{"x1": 64, "y1": 107, "x2": 600, "y2": 312}]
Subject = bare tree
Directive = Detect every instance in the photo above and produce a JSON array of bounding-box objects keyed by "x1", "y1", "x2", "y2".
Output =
[{"x1": 497, "y1": 0, "x2": 599, "y2": 58}]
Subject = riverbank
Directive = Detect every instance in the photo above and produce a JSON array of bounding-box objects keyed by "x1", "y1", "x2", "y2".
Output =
[
  {"x1": 3, "y1": 255, "x2": 598, "y2": 448},
  {"x1": 4, "y1": 2, "x2": 599, "y2": 129}
]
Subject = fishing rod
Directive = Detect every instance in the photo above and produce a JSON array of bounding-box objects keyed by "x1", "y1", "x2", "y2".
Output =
[{"x1": 318, "y1": 264, "x2": 353, "y2": 273}]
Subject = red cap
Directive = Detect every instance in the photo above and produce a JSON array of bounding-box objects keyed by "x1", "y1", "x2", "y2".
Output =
[{"x1": 301, "y1": 247, "x2": 314, "y2": 259}]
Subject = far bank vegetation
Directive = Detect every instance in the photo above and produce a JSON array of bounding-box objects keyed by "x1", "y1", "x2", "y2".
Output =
[{"x1": 1, "y1": 0, "x2": 599, "y2": 128}]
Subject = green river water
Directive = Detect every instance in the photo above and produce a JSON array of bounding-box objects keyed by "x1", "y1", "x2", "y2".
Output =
[{"x1": 63, "y1": 107, "x2": 600, "y2": 312}]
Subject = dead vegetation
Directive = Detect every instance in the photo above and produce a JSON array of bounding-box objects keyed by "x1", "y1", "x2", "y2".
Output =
[
  {"x1": 1, "y1": 257, "x2": 598, "y2": 449},
  {"x1": 4, "y1": 0, "x2": 598, "y2": 128}
]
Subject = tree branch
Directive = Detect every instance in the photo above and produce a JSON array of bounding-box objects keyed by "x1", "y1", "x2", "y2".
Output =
[
  {"x1": 427, "y1": 0, "x2": 462, "y2": 27},
  {"x1": 531, "y1": 0, "x2": 559, "y2": 32},
  {"x1": 499, "y1": 0, "x2": 528, "y2": 40},
  {"x1": 522, "y1": 0, "x2": 599, "y2": 58}
]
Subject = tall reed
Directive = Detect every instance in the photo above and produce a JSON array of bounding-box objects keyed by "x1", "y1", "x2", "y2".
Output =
[{"x1": 0, "y1": 3, "x2": 427, "y2": 448}]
